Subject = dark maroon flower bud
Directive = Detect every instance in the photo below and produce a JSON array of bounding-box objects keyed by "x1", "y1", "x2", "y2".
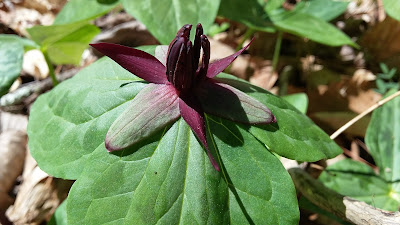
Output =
[{"x1": 166, "y1": 24, "x2": 192, "y2": 85}]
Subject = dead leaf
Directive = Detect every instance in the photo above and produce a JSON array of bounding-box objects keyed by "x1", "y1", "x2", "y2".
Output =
[
  {"x1": 362, "y1": 17, "x2": 400, "y2": 65},
  {"x1": 6, "y1": 151, "x2": 72, "y2": 225},
  {"x1": 209, "y1": 39, "x2": 249, "y2": 79},
  {"x1": 0, "y1": 111, "x2": 28, "y2": 133},
  {"x1": 249, "y1": 57, "x2": 277, "y2": 91},
  {"x1": 0, "y1": 131, "x2": 27, "y2": 195},
  {"x1": 22, "y1": 50, "x2": 49, "y2": 80}
]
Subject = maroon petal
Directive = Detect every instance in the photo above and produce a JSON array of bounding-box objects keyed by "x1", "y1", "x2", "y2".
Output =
[
  {"x1": 90, "y1": 43, "x2": 168, "y2": 84},
  {"x1": 179, "y1": 96, "x2": 220, "y2": 171},
  {"x1": 206, "y1": 38, "x2": 254, "y2": 78},
  {"x1": 196, "y1": 81, "x2": 276, "y2": 124},
  {"x1": 105, "y1": 83, "x2": 180, "y2": 151}
]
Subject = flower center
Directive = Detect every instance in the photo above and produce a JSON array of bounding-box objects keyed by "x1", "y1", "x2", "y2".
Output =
[{"x1": 166, "y1": 24, "x2": 210, "y2": 92}]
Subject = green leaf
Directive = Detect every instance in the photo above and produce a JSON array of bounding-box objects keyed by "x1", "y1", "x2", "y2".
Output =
[
  {"x1": 216, "y1": 75, "x2": 342, "y2": 162},
  {"x1": 0, "y1": 34, "x2": 39, "y2": 51},
  {"x1": 282, "y1": 93, "x2": 308, "y2": 114},
  {"x1": 0, "y1": 35, "x2": 39, "y2": 96},
  {"x1": 0, "y1": 38, "x2": 24, "y2": 96},
  {"x1": 294, "y1": 0, "x2": 349, "y2": 21},
  {"x1": 120, "y1": 0, "x2": 220, "y2": 44},
  {"x1": 319, "y1": 159, "x2": 400, "y2": 211},
  {"x1": 383, "y1": 0, "x2": 400, "y2": 21},
  {"x1": 66, "y1": 117, "x2": 298, "y2": 224},
  {"x1": 48, "y1": 200, "x2": 67, "y2": 225},
  {"x1": 28, "y1": 45, "x2": 340, "y2": 224},
  {"x1": 54, "y1": 0, "x2": 119, "y2": 25},
  {"x1": 270, "y1": 9, "x2": 356, "y2": 47},
  {"x1": 27, "y1": 21, "x2": 100, "y2": 65},
  {"x1": 207, "y1": 22, "x2": 230, "y2": 37},
  {"x1": 365, "y1": 89, "x2": 400, "y2": 182},
  {"x1": 206, "y1": 116, "x2": 299, "y2": 224},
  {"x1": 218, "y1": 0, "x2": 275, "y2": 32},
  {"x1": 28, "y1": 57, "x2": 146, "y2": 179}
]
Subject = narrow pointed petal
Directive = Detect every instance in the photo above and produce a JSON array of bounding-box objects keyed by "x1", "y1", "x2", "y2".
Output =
[
  {"x1": 155, "y1": 45, "x2": 169, "y2": 66},
  {"x1": 106, "y1": 83, "x2": 180, "y2": 151},
  {"x1": 196, "y1": 81, "x2": 276, "y2": 124},
  {"x1": 206, "y1": 38, "x2": 254, "y2": 78},
  {"x1": 179, "y1": 96, "x2": 220, "y2": 171},
  {"x1": 90, "y1": 43, "x2": 168, "y2": 84},
  {"x1": 192, "y1": 23, "x2": 203, "y2": 69}
]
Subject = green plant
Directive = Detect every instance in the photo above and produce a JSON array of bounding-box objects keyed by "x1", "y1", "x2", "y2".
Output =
[{"x1": 375, "y1": 63, "x2": 399, "y2": 94}]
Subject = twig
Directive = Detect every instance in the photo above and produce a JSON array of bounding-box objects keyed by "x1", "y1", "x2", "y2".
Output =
[
  {"x1": 289, "y1": 167, "x2": 400, "y2": 225},
  {"x1": 0, "y1": 68, "x2": 80, "y2": 108},
  {"x1": 330, "y1": 90, "x2": 400, "y2": 139}
]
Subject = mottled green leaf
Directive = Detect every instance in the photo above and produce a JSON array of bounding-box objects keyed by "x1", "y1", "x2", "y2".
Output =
[
  {"x1": 366, "y1": 89, "x2": 400, "y2": 182},
  {"x1": 218, "y1": 0, "x2": 275, "y2": 32},
  {"x1": 27, "y1": 21, "x2": 100, "y2": 64},
  {"x1": 383, "y1": 0, "x2": 400, "y2": 22},
  {"x1": 282, "y1": 93, "x2": 308, "y2": 114},
  {"x1": 320, "y1": 159, "x2": 400, "y2": 211},
  {"x1": 219, "y1": 0, "x2": 353, "y2": 46},
  {"x1": 28, "y1": 57, "x2": 146, "y2": 178},
  {"x1": 270, "y1": 9, "x2": 356, "y2": 47},
  {"x1": 0, "y1": 39, "x2": 23, "y2": 96},
  {"x1": 294, "y1": 0, "x2": 348, "y2": 21},
  {"x1": 120, "y1": 0, "x2": 220, "y2": 44},
  {"x1": 207, "y1": 116, "x2": 299, "y2": 224},
  {"x1": 0, "y1": 35, "x2": 39, "y2": 96},
  {"x1": 216, "y1": 75, "x2": 342, "y2": 162},
  {"x1": 54, "y1": 0, "x2": 119, "y2": 25},
  {"x1": 65, "y1": 116, "x2": 298, "y2": 224},
  {"x1": 0, "y1": 34, "x2": 39, "y2": 51}
]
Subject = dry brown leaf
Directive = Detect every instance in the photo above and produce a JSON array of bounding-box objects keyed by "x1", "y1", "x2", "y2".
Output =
[
  {"x1": 311, "y1": 111, "x2": 370, "y2": 137},
  {"x1": 0, "y1": 6, "x2": 54, "y2": 36},
  {"x1": 0, "y1": 131, "x2": 27, "y2": 194},
  {"x1": 6, "y1": 152, "x2": 72, "y2": 225},
  {"x1": 348, "y1": 89, "x2": 381, "y2": 113},
  {"x1": 248, "y1": 57, "x2": 277, "y2": 91},
  {"x1": 352, "y1": 68, "x2": 376, "y2": 85},
  {"x1": 209, "y1": 39, "x2": 249, "y2": 79},
  {"x1": 0, "y1": 111, "x2": 28, "y2": 133},
  {"x1": 22, "y1": 0, "x2": 66, "y2": 14},
  {"x1": 346, "y1": 0, "x2": 378, "y2": 24},
  {"x1": 362, "y1": 16, "x2": 400, "y2": 63},
  {"x1": 22, "y1": 50, "x2": 49, "y2": 80}
]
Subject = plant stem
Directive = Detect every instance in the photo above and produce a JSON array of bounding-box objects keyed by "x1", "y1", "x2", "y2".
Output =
[
  {"x1": 43, "y1": 51, "x2": 58, "y2": 86},
  {"x1": 272, "y1": 31, "x2": 283, "y2": 73},
  {"x1": 235, "y1": 28, "x2": 255, "y2": 52},
  {"x1": 330, "y1": 90, "x2": 400, "y2": 139}
]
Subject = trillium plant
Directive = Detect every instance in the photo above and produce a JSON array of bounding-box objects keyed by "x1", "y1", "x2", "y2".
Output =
[
  {"x1": 91, "y1": 24, "x2": 275, "y2": 170},
  {"x1": 28, "y1": 23, "x2": 342, "y2": 224}
]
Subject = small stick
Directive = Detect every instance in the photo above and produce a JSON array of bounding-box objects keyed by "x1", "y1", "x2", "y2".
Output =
[{"x1": 330, "y1": 90, "x2": 400, "y2": 140}]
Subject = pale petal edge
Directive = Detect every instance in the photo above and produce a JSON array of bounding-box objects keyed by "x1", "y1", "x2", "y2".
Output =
[
  {"x1": 196, "y1": 80, "x2": 276, "y2": 124},
  {"x1": 105, "y1": 83, "x2": 179, "y2": 151}
]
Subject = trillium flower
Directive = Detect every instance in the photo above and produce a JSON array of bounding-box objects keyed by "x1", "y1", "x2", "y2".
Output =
[{"x1": 90, "y1": 24, "x2": 276, "y2": 171}]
